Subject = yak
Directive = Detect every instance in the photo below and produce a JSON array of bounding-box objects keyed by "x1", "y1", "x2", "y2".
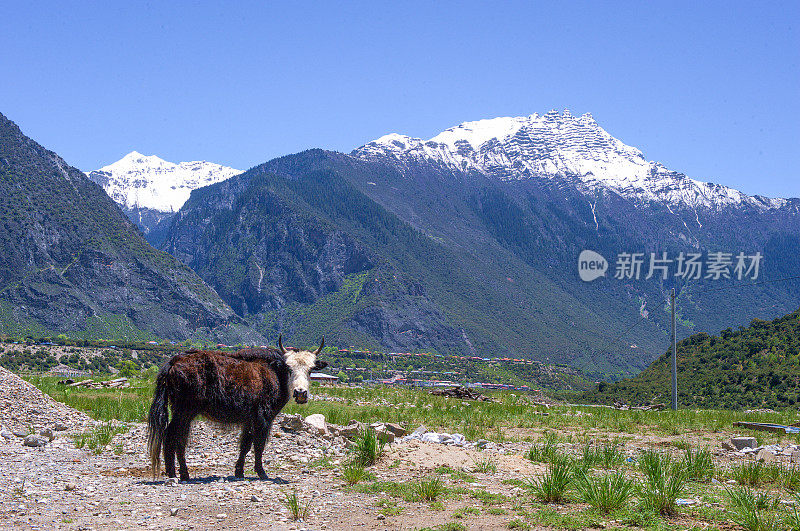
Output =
[{"x1": 147, "y1": 336, "x2": 327, "y2": 481}]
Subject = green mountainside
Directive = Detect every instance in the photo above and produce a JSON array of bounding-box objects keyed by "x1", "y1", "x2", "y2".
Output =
[
  {"x1": 583, "y1": 308, "x2": 800, "y2": 409},
  {"x1": 0, "y1": 112, "x2": 261, "y2": 344}
]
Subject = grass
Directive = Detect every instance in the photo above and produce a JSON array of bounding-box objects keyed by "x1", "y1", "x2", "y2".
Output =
[
  {"x1": 72, "y1": 422, "x2": 127, "y2": 454},
  {"x1": 636, "y1": 449, "x2": 688, "y2": 516},
  {"x1": 574, "y1": 469, "x2": 635, "y2": 513},
  {"x1": 376, "y1": 498, "x2": 402, "y2": 516},
  {"x1": 730, "y1": 461, "x2": 766, "y2": 487},
  {"x1": 581, "y1": 441, "x2": 625, "y2": 470},
  {"x1": 349, "y1": 428, "x2": 384, "y2": 467},
  {"x1": 282, "y1": 489, "x2": 310, "y2": 521},
  {"x1": 526, "y1": 454, "x2": 572, "y2": 503},
  {"x1": 411, "y1": 477, "x2": 446, "y2": 501},
  {"x1": 473, "y1": 457, "x2": 498, "y2": 473},
  {"x1": 726, "y1": 487, "x2": 781, "y2": 531},
  {"x1": 682, "y1": 446, "x2": 715, "y2": 482},
  {"x1": 342, "y1": 464, "x2": 374, "y2": 485}
]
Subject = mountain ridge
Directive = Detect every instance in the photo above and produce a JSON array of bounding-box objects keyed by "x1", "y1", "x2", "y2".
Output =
[{"x1": 353, "y1": 110, "x2": 791, "y2": 214}]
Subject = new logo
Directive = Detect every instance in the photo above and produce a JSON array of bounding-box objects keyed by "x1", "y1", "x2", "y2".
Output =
[{"x1": 578, "y1": 250, "x2": 608, "y2": 282}]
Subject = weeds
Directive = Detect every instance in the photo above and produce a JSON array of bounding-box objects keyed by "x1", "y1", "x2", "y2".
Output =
[
  {"x1": 342, "y1": 464, "x2": 374, "y2": 485},
  {"x1": 636, "y1": 449, "x2": 688, "y2": 515},
  {"x1": 473, "y1": 457, "x2": 498, "y2": 473},
  {"x1": 683, "y1": 447, "x2": 714, "y2": 482},
  {"x1": 731, "y1": 462, "x2": 766, "y2": 487},
  {"x1": 726, "y1": 487, "x2": 781, "y2": 531},
  {"x1": 72, "y1": 422, "x2": 127, "y2": 454},
  {"x1": 526, "y1": 455, "x2": 572, "y2": 503},
  {"x1": 349, "y1": 428, "x2": 384, "y2": 467},
  {"x1": 282, "y1": 489, "x2": 311, "y2": 521},
  {"x1": 574, "y1": 469, "x2": 634, "y2": 513},
  {"x1": 411, "y1": 477, "x2": 446, "y2": 501}
]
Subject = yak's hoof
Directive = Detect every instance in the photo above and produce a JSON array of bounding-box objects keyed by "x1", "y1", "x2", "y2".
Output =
[
  {"x1": 257, "y1": 471, "x2": 268, "y2": 480},
  {"x1": 234, "y1": 471, "x2": 244, "y2": 478}
]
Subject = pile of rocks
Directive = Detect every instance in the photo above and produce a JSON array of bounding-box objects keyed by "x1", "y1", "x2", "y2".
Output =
[
  {"x1": 0, "y1": 366, "x2": 93, "y2": 442},
  {"x1": 722, "y1": 435, "x2": 800, "y2": 463}
]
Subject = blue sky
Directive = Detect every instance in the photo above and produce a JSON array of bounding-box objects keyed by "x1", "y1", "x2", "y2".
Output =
[{"x1": 1, "y1": 1, "x2": 798, "y2": 197}]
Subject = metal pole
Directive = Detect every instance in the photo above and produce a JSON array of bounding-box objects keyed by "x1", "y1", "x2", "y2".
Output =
[{"x1": 671, "y1": 288, "x2": 678, "y2": 410}]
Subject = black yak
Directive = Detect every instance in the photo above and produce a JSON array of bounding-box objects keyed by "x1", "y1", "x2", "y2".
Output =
[{"x1": 147, "y1": 336, "x2": 327, "y2": 480}]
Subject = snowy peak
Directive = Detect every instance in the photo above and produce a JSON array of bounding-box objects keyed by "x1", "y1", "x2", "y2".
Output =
[
  {"x1": 87, "y1": 152, "x2": 242, "y2": 213},
  {"x1": 353, "y1": 110, "x2": 786, "y2": 211}
]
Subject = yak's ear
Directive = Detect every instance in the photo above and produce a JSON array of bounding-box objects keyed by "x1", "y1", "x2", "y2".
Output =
[{"x1": 313, "y1": 360, "x2": 328, "y2": 371}]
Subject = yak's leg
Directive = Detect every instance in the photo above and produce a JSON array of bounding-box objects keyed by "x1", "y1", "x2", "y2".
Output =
[
  {"x1": 163, "y1": 420, "x2": 178, "y2": 478},
  {"x1": 235, "y1": 425, "x2": 253, "y2": 478},
  {"x1": 253, "y1": 413, "x2": 274, "y2": 480},
  {"x1": 174, "y1": 418, "x2": 193, "y2": 481}
]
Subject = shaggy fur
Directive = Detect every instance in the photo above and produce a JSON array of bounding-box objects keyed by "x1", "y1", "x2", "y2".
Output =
[{"x1": 147, "y1": 341, "x2": 326, "y2": 481}]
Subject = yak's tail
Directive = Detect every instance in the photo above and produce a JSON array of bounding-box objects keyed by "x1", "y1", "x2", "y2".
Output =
[{"x1": 147, "y1": 360, "x2": 172, "y2": 479}]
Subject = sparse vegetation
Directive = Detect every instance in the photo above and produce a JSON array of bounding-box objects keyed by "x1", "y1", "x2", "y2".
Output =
[
  {"x1": 282, "y1": 489, "x2": 311, "y2": 521},
  {"x1": 636, "y1": 449, "x2": 688, "y2": 516},
  {"x1": 574, "y1": 469, "x2": 634, "y2": 513},
  {"x1": 526, "y1": 454, "x2": 572, "y2": 503}
]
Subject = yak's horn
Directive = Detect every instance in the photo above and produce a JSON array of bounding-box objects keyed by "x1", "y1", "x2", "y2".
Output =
[
  {"x1": 315, "y1": 337, "x2": 325, "y2": 355},
  {"x1": 278, "y1": 334, "x2": 286, "y2": 354}
]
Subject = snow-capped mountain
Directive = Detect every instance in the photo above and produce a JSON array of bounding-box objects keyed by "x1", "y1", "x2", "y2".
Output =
[
  {"x1": 87, "y1": 151, "x2": 242, "y2": 213},
  {"x1": 353, "y1": 109, "x2": 787, "y2": 211}
]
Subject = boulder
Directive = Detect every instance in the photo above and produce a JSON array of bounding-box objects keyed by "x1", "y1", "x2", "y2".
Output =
[
  {"x1": 335, "y1": 420, "x2": 363, "y2": 439},
  {"x1": 731, "y1": 437, "x2": 757, "y2": 450},
  {"x1": 304, "y1": 414, "x2": 328, "y2": 436},
  {"x1": 384, "y1": 423, "x2": 407, "y2": 437},
  {"x1": 376, "y1": 429, "x2": 395, "y2": 445},
  {"x1": 279, "y1": 414, "x2": 305, "y2": 432},
  {"x1": 756, "y1": 448, "x2": 777, "y2": 463},
  {"x1": 23, "y1": 434, "x2": 46, "y2": 447},
  {"x1": 412, "y1": 425, "x2": 428, "y2": 437}
]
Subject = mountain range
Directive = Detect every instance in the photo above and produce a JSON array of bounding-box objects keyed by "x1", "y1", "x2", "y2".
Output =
[
  {"x1": 10, "y1": 109, "x2": 800, "y2": 379},
  {"x1": 86, "y1": 151, "x2": 241, "y2": 240},
  {"x1": 0, "y1": 112, "x2": 262, "y2": 344}
]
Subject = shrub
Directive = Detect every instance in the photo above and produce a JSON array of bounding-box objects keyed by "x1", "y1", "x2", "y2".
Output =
[
  {"x1": 636, "y1": 450, "x2": 688, "y2": 516},
  {"x1": 574, "y1": 469, "x2": 635, "y2": 513}
]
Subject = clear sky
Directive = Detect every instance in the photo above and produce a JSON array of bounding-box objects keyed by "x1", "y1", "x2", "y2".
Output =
[{"x1": 1, "y1": 1, "x2": 798, "y2": 197}]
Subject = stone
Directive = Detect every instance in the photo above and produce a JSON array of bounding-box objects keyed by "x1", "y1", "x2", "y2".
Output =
[
  {"x1": 731, "y1": 437, "x2": 757, "y2": 451},
  {"x1": 384, "y1": 423, "x2": 406, "y2": 437},
  {"x1": 39, "y1": 428, "x2": 54, "y2": 441},
  {"x1": 304, "y1": 414, "x2": 328, "y2": 436},
  {"x1": 721, "y1": 440, "x2": 735, "y2": 451},
  {"x1": 376, "y1": 429, "x2": 395, "y2": 445},
  {"x1": 23, "y1": 435, "x2": 46, "y2": 447},
  {"x1": 64, "y1": 483, "x2": 77, "y2": 491},
  {"x1": 279, "y1": 414, "x2": 305, "y2": 432},
  {"x1": 54, "y1": 422, "x2": 68, "y2": 432},
  {"x1": 170, "y1": 508, "x2": 179, "y2": 516},
  {"x1": 412, "y1": 425, "x2": 428, "y2": 436},
  {"x1": 476, "y1": 439, "x2": 490, "y2": 450},
  {"x1": 335, "y1": 421, "x2": 362, "y2": 439},
  {"x1": 756, "y1": 448, "x2": 777, "y2": 463},
  {"x1": 251, "y1": 495, "x2": 263, "y2": 503},
  {"x1": 165, "y1": 477, "x2": 179, "y2": 486},
  {"x1": 0, "y1": 429, "x2": 12, "y2": 440}
]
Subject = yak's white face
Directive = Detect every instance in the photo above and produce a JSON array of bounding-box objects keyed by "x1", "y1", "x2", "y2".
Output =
[{"x1": 284, "y1": 348, "x2": 327, "y2": 404}]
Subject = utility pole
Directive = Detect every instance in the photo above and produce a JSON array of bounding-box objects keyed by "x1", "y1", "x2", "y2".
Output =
[{"x1": 671, "y1": 288, "x2": 678, "y2": 411}]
